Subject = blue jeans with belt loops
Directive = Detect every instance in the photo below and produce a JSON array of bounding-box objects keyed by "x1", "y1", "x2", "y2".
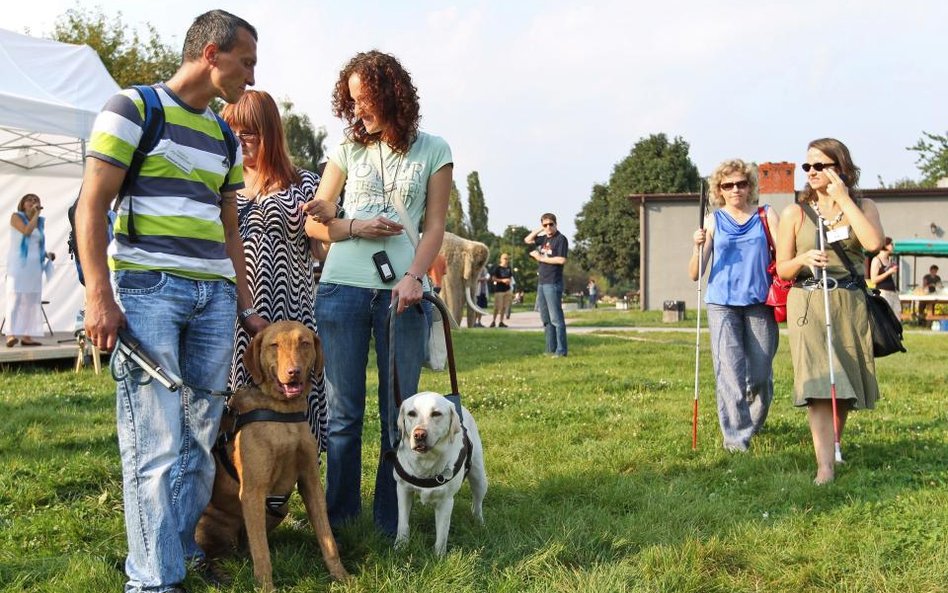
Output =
[
  {"x1": 314, "y1": 282, "x2": 427, "y2": 537},
  {"x1": 537, "y1": 281, "x2": 568, "y2": 355},
  {"x1": 112, "y1": 270, "x2": 235, "y2": 592}
]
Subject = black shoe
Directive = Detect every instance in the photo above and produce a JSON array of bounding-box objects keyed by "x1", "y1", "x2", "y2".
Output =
[
  {"x1": 489, "y1": 321, "x2": 496, "y2": 327},
  {"x1": 191, "y1": 558, "x2": 231, "y2": 587},
  {"x1": 498, "y1": 322, "x2": 508, "y2": 328}
]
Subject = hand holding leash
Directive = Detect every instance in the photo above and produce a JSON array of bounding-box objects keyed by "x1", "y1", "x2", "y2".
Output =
[{"x1": 115, "y1": 328, "x2": 183, "y2": 391}]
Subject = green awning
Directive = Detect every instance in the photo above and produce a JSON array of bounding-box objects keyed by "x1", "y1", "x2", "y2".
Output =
[{"x1": 892, "y1": 239, "x2": 948, "y2": 256}]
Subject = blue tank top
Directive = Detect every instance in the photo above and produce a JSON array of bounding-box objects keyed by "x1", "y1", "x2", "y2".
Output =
[{"x1": 705, "y1": 207, "x2": 771, "y2": 306}]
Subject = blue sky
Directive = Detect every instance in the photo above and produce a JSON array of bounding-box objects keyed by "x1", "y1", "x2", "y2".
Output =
[{"x1": 6, "y1": 0, "x2": 947, "y2": 241}]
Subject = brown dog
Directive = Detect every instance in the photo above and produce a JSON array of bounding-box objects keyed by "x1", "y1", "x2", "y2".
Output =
[{"x1": 196, "y1": 320, "x2": 349, "y2": 591}]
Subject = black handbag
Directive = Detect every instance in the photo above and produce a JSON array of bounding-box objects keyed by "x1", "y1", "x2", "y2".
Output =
[
  {"x1": 861, "y1": 287, "x2": 907, "y2": 357},
  {"x1": 802, "y1": 204, "x2": 906, "y2": 357}
]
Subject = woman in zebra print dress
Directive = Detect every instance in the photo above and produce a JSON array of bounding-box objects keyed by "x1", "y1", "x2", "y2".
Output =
[{"x1": 221, "y1": 90, "x2": 328, "y2": 450}]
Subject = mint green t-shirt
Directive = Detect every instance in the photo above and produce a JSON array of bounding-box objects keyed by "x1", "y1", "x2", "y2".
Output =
[{"x1": 321, "y1": 132, "x2": 452, "y2": 289}]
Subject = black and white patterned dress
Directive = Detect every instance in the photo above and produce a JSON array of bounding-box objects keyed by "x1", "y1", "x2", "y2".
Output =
[{"x1": 229, "y1": 168, "x2": 328, "y2": 451}]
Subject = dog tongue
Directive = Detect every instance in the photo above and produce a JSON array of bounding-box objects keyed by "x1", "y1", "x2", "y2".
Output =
[{"x1": 280, "y1": 382, "x2": 304, "y2": 398}]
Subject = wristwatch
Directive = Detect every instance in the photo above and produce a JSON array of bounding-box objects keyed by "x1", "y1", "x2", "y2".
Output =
[{"x1": 238, "y1": 307, "x2": 258, "y2": 323}]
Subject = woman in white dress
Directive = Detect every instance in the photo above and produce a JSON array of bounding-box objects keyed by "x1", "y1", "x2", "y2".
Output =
[{"x1": 6, "y1": 193, "x2": 54, "y2": 347}]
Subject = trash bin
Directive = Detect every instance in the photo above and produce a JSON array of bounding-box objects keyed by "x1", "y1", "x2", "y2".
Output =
[{"x1": 662, "y1": 300, "x2": 685, "y2": 322}]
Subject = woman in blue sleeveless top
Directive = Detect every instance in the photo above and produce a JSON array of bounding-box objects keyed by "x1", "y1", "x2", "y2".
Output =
[{"x1": 688, "y1": 160, "x2": 779, "y2": 452}]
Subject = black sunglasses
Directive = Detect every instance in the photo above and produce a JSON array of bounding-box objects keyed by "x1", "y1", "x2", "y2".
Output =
[
  {"x1": 719, "y1": 180, "x2": 750, "y2": 191},
  {"x1": 801, "y1": 162, "x2": 837, "y2": 172}
]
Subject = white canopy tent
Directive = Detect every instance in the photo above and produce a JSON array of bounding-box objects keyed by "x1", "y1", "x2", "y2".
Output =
[{"x1": 0, "y1": 28, "x2": 119, "y2": 332}]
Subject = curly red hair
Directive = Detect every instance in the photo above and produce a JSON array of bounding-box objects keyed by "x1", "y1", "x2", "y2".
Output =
[{"x1": 332, "y1": 50, "x2": 420, "y2": 153}]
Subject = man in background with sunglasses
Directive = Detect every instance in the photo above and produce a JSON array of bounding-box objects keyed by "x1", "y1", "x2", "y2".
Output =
[{"x1": 525, "y1": 213, "x2": 569, "y2": 357}]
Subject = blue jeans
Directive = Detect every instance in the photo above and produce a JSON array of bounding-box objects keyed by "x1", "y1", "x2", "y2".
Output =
[
  {"x1": 706, "y1": 303, "x2": 778, "y2": 451},
  {"x1": 536, "y1": 281, "x2": 567, "y2": 355},
  {"x1": 314, "y1": 283, "x2": 427, "y2": 536},
  {"x1": 113, "y1": 271, "x2": 235, "y2": 592}
]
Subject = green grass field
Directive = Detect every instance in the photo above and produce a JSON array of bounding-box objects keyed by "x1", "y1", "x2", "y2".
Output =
[{"x1": 1, "y1": 324, "x2": 946, "y2": 592}]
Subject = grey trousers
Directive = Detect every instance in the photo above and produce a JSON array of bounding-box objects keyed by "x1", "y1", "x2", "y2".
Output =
[{"x1": 706, "y1": 302, "x2": 778, "y2": 451}]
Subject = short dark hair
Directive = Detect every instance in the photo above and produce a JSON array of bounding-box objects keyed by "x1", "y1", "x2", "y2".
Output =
[
  {"x1": 541, "y1": 213, "x2": 557, "y2": 224},
  {"x1": 182, "y1": 10, "x2": 257, "y2": 62}
]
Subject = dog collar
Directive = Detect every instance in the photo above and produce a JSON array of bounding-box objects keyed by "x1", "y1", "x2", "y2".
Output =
[{"x1": 385, "y1": 428, "x2": 473, "y2": 489}]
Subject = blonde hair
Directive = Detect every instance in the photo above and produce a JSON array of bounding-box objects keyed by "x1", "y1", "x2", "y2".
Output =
[{"x1": 708, "y1": 159, "x2": 759, "y2": 208}]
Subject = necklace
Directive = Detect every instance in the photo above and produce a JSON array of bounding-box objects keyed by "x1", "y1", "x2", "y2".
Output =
[
  {"x1": 377, "y1": 143, "x2": 405, "y2": 211},
  {"x1": 811, "y1": 201, "x2": 844, "y2": 228}
]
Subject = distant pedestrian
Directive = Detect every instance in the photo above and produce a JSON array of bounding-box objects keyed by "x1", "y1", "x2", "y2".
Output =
[
  {"x1": 490, "y1": 253, "x2": 513, "y2": 327},
  {"x1": 921, "y1": 264, "x2": 941, "y2": 318},
  {"x1": 587, "y1": 278, "x2": 599, "y2": 309},
  {"x1": 474, "y1": 267, "x2": 489, "y2": 327},
  {"x1": 524, "y1": 213, "x2": 568, "y2": 356},
  {"x1": 869, "y1": 237, "x2": 900, "y2": 318}
]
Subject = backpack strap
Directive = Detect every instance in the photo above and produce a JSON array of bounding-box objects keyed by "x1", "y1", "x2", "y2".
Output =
[
  {"x1": 123, "y1": 85, "x2": 166, "y2": 242},
  {"x1": 214, "y1": 113, "x2": 238, "y2": 186}
]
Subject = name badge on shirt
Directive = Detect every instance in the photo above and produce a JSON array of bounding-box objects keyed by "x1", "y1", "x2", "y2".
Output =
[
  {"x1": 163, "y1": 146, "x2": 194, "y2": 175},
  {"x1": 826, "y1": 225, "x2": 850, "y2": 243}
]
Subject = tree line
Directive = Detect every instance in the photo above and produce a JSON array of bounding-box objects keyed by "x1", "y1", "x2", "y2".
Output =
[{"x1": 50, "y1": 7, "x2": 948, "y2": 298}]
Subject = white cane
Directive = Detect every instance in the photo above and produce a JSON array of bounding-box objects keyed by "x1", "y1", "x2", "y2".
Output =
[
  {"x1": 692, "y1": 179, "x2": 707, "y2": 450},
  {"x1": 817, "y1": 216, "x2": 844, "y2": 463}
]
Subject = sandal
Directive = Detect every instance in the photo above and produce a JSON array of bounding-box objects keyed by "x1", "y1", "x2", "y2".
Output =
[
  {"x1": 20, "y1": 339, "x2": 42, "y2": 347},
  {"x1": 5, "y1": 336, "x2": 17, "y2": 348}
]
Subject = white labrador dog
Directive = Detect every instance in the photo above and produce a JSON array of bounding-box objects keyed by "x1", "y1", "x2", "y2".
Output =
[{"x1": 392, "y1": 391, "x2": 487, "y2": 556}]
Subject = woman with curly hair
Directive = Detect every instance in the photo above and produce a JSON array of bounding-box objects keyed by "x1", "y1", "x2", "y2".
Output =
[
  {"x1": 688, "y1": 159, "x2": 779, "y2": 452},
  {"x1": 303, "y1": 50, "x2": 452, "y2": 536},
  {"x1": 776, "y1": 138, "x2": 884, "y2": 484}
]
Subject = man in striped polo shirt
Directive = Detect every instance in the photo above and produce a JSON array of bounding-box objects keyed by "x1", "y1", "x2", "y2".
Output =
[{"x1": 75, "y1": 10, "x2": 261, "y2": 593}]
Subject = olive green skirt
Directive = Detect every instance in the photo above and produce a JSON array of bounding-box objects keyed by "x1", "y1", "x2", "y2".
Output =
[{"x1": 787, "y1": 285, "x2": 879, "y2": 409}]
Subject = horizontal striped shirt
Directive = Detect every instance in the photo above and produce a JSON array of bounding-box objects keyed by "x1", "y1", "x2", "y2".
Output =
[{"x1": 88, "y1": 83, "x2": 243, "y2": 281}]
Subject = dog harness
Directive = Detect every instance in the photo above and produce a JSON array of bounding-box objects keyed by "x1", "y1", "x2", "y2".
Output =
[
  {"x1": 213, "y1": 406, "x2": 308, "y2": 518},
  {"x1": 384, "y1": 427, "x2": 473, "y2": 489}
]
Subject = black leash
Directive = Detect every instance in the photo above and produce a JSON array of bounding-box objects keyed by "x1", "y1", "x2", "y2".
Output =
[{"x1": 384, "y1": 427, "x2": 473, "y2": 489}]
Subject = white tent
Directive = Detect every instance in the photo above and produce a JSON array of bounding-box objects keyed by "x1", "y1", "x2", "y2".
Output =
[{"x1": 0, "y1": 28, "x2": 119, "y2": 332}]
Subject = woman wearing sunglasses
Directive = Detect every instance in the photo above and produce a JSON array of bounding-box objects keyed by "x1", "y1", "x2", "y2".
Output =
[
  {"x1": 775, "y1": 138, "x2": 884, "y2": 484},
  {"x1": 688, "y1": 159, "x2": 779, "y2": 452}
]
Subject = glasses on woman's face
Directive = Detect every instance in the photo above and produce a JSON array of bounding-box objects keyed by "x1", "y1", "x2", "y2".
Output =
[
  {"x1": 801, "y1": 162, "x2": 837, "y2": 173},
  {"x1": 719, "y1": 180, "x2": 749, "y2": 191},
  {"x1": 236, "y1": 131, "x2": 259, "y2": 144}
]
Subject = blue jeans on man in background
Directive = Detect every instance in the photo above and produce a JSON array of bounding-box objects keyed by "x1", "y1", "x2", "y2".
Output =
[
  {"x1": 536, "y1": 281, "x2": 567, "y2": 356},
  {"x1": 113, "y1": 271, "x2": 235, "y2": 592},
  {"x1": 314, "y1": 283, "x2": 427, "y2": 537}
]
